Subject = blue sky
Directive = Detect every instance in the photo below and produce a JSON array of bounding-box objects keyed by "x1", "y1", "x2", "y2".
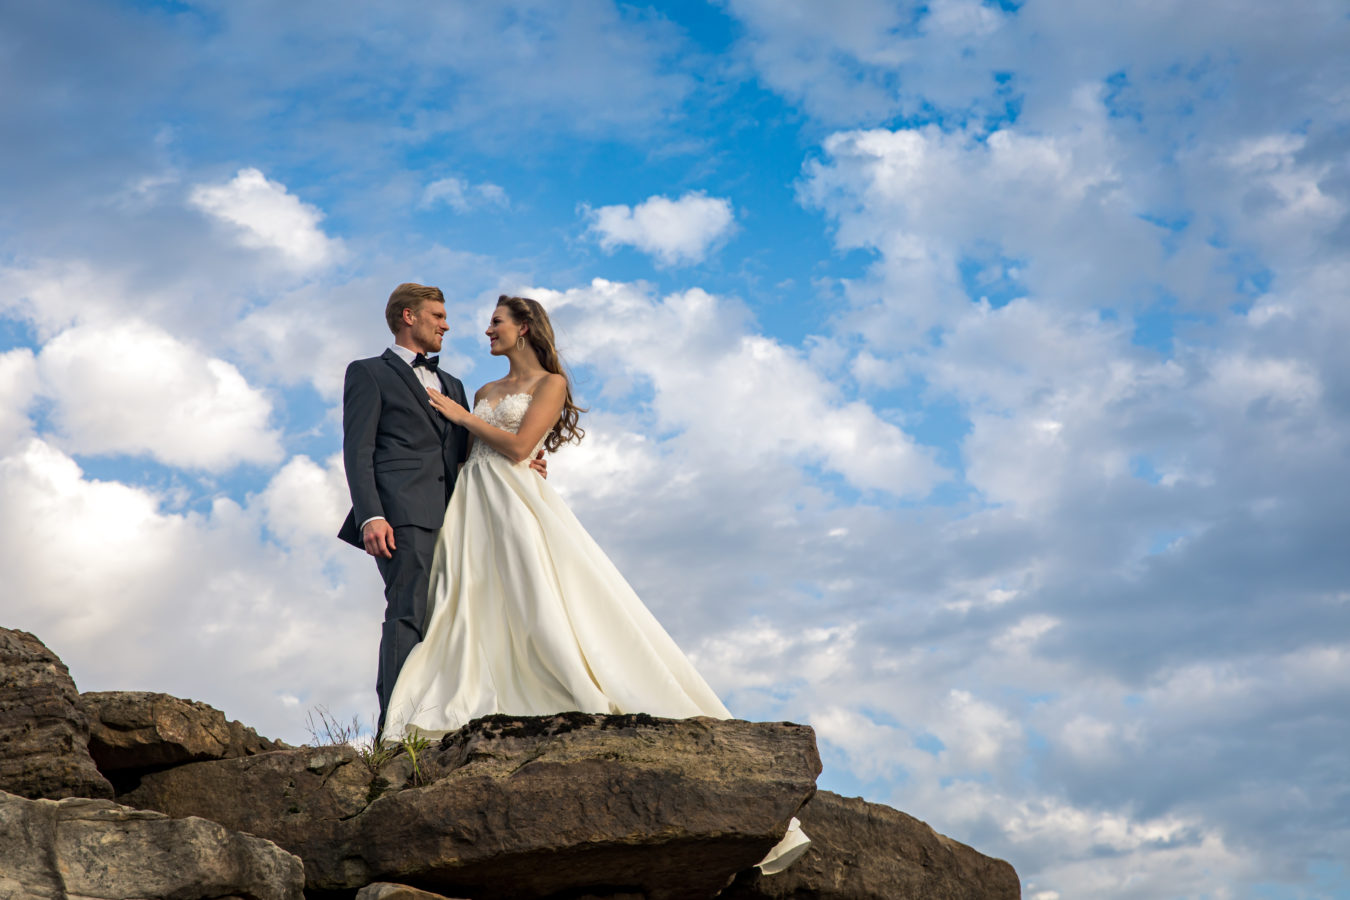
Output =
[{"x1": 3, "y1": 2, "x2": 1350, "y2": 897}]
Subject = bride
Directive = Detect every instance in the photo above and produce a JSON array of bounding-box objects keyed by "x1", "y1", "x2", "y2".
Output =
[{"x1": 385, "y1": 294, "x2": 808, "y2": 873}]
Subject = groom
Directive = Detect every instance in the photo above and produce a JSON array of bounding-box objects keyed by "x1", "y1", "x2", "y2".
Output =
[{"x1": 337, "y1": 283, "x2": 471, "y2": 737}]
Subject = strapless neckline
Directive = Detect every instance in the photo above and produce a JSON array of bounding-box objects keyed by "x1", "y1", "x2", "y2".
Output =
[{"x1": 474, "y1": 391, "x2": 534, "y2": 414}]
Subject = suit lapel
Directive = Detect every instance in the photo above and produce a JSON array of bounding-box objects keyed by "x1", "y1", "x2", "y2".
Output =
[
  {"x1": 381, "y1": 348, "x2": 444, "y2": 434},
  {"x1": 436, "y1": 370, "x2": 465, "y2": 443}
]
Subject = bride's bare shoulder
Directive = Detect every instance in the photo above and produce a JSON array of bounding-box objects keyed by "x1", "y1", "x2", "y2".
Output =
[
  {"x1": 531, "y1": 373, "x2": 567, "y2": 395},
  {"x1": 474, "y1": 378, "x2": 505, "y2": 403}
]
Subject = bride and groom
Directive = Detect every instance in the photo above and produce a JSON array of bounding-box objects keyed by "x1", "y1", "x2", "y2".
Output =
[{"x1": 339, "y1": 283, "x2": 808, "y2": 872}]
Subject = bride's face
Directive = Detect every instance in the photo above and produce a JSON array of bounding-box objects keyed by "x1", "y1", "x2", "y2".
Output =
[{"x1": 485, "y1": 305, "x2": 523, "y2": 356}]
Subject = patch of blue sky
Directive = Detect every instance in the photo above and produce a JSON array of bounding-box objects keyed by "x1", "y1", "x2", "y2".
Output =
[
  {"x1": 1138, "y1": 210, "x2": 1193, "y2": 259},
  {"x1": 26, "y1": 395, "x2": 56, "y2": 437},
  {"x1": 913, "y1": 731, "x2": 945, "y2": 756},
  {"x1": 795, "y1": 462, "x2": 965, "y2": 512},
  {"x1": 1131, "y1": 295, "x2": 1211, "y2": 356},
  {"x1": 1130, "y1": 455, "x2": 1163, "y2": 484},
  {"x1": 1002, "y1": 686, "x2": 1059, "y2": 709},
  {"x1": 1103, "y1": 70, "x2": 1144, "y2": 123},
  {"x1": 551, "y1": 360, "x2": 658, "y2": 409},
  {"x1": 817, "y1": 754, "x2": 908, "y2": 801},
  {"x1": 69, "y1": 452, "x2": 274, "y2": 516},
  {"x1": 125, "y1": 0, "x2": 205, "y2": 20},
  {"x1": 987, "y1": 72, "x2": 1024, "y2": 132},
  {"x1": 1227, "y1": 253, "x2": 1274, "y2": 301},
  {"x1": 958, "y1": 253, "x2": 1026, "y2": 309},
  {"x1": 273, "y1": 383, "x2": 341, "y2": 463},
  {"x1": 1138, "y1": 212, "x2": 1191, "y2": 234},
  {"x1": 655, "y1": 0, "x2": 742, "y2": 53},
  {"x1": 1253, "y1": 865, "x2": 1350, "y2": 900},
  {"x1": 1144, "y1": 529, "x2": 1195, "y2": 556},
  {"x1": 0, "y1": 315, "x2": 39, "y2": 353}
]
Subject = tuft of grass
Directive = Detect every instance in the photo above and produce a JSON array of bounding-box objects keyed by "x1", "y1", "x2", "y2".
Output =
[
  {"x1": 305, "y1": 705, "x2": 360, "y2": 746},
  {"x1": 305, "y1": 705, "x2": 396, "y2": 777},
  {"x1": 401, "y1": 729, "x2": 432, "y2": 786}
]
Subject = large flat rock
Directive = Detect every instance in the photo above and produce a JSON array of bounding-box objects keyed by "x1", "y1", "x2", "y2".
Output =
[
  {"x1": 0, "y1": 627, "x2": 112, "y2": 800},
  {"x1": 0, "y1": 788, "x2": 304, "y2": 900},
  {"x1": 121, "y1": 712, "x2": 821, "y2": 900},
  {"x1": 721, "y1": 789, "x2": 1021, "y2": 899}
]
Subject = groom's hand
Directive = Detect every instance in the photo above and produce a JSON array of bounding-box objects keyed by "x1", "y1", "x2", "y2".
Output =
[
  {"x1": 529, "y1": 450, "x2": 548, "y2": 479},
  {"x1": 362, "y1": 520, "x2": 396, "y2": 559}
]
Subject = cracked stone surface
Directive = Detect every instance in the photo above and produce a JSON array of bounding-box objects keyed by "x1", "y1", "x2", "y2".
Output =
[
  {"x1": 0, "y1": 789, "x2": 303, "y2": 900},
  {"x1": 118, "y1": 712, "x2": 821, "y2": 900}
]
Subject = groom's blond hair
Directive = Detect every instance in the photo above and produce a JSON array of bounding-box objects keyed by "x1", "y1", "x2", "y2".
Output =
[{"x1": 385, "y1": 283, "x2": 445, "y2": 335}]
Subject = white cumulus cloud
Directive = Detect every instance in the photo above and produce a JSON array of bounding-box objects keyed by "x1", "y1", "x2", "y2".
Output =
[
  {"x1": 37, "y1": 320, "x2": 283, "y2": 471},
  {"x1": 189, "y1": 168, "x2": 343, "y2": 271},
  {"x1": 585, "y1": 192, "x2": 735, "y2": 266}
]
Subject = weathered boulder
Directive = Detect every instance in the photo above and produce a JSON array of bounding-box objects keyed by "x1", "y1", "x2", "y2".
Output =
[
  {"x1": 0, "y1": 788, "x2": 304, "y2": 900},
  {"x1": 0, "y1": 627, "x2": 113, "y2": 800},
  {"x1": 120, "y1": 712, "x2": 821, "y2": 900},
  {"x1": 82, "y1": 689, "x2": 287, "y2": 776},
  {"x1": 721, "y1": 789, "x2": 1021, "y2": 900}
]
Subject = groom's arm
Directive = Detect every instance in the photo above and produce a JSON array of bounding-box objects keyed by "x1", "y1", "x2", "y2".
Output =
[{"x1": 342, "y1": 362, "x2": 385, "y2": 534}]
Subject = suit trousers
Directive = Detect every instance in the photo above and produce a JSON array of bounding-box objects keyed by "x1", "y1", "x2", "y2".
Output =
[{"x1": 374, "y1": 524, "x2": 439, "y2": 735}]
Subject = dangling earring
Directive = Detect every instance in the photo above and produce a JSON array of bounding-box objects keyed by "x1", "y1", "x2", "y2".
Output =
[{"x1": 516, "y1": 335, "x2": 526, "y2": 351}]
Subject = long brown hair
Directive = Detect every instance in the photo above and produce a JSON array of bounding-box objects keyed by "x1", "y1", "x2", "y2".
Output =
[{"x1": 497, "y1": 295, "x2": 585, "y2": 452}]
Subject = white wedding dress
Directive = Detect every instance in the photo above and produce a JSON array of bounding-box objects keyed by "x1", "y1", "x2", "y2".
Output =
[{"x1": 383, "y1": 392, "x2": 809, "y2": 874}]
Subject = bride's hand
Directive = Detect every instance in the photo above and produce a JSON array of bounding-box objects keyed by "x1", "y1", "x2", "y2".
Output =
[{"x1": 426, "y1": 388, "x2": 466, "y2": 422}]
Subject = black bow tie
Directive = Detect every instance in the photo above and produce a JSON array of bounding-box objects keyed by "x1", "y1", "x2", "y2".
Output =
[{"x1": 412, "y1": 354, "x2": 439, "y2": 372}]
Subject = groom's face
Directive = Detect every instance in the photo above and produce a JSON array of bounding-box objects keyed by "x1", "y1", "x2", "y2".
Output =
[{"x1": 409, "y1": 300, "x2": 448, "y2": 354}]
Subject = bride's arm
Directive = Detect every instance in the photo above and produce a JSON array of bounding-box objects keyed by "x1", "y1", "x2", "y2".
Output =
[{"x1": 429, "y1": 374, "x2": 567, "y2": 464}]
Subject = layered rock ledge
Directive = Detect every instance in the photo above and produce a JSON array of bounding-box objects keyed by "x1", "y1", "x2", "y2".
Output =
[{"x1": 120, "y1": 712, "x2": 821, "y2": 899}]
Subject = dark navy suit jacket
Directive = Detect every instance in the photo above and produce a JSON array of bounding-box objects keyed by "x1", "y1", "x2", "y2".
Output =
[{"x1": 338, "y1": 348, "x2": 470, "y2": 547}]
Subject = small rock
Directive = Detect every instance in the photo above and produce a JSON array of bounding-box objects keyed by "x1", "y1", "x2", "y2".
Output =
[{"x1": 0, "y1": 627, "x2": 113, "y2": 800}]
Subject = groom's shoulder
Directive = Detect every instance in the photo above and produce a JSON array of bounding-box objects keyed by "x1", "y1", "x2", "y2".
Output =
[{"x1": 346, "y1": 353, "x2": 388, "y2": 374}]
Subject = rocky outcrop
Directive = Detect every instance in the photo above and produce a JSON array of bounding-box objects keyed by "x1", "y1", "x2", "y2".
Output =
[
  {"x1": 0, "y1": 788, "x2": 304, "y2": 900},
  {"x1": 120, "y1": 712, "x2": 822, "y2": 899},
  {"x1": 2, "y1": 631, "x2": 1022, "y2": 900},
  {"x1": 0, "y1": 627, "x2": 113, "y2": 800},
  {"x1": 82, "y1": 689, "x2": 288, "y2": 778},
  {"x1": 721, "y1": 789, "x2": 1020, "y2": 900}
]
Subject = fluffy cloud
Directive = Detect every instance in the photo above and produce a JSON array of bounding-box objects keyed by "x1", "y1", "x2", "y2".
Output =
[
  {"x1": 36, "y1": 319, "x2": 283, "y2": 471},
  {"x1": 534, "y1": 278, "x2": 944, "y2": 497},
  {"x1": 585, "y1": 193, "x2": 736, "y2": 266},
  {"x1": 190, "y1": 168, "x2": 343, "y2": 271}
]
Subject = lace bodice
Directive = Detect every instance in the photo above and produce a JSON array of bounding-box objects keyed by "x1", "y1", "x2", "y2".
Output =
[{"x1": 466, "y1": 392, "x2": 546, "y2": 465}]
